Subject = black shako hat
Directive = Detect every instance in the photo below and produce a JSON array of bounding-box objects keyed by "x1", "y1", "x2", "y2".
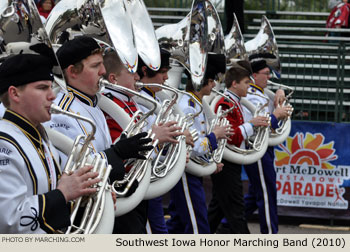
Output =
[
  {"x1": 0, "y1": 54, "x2": 54, "y2": 95},
  {"x1": 57, "y1": 36, "x2": 101, "y2": 69},
  {"x1": 205, "y1": 53, "x2": 226, "y2": 80},
  {"x1": 251, "y1": 59, "x2": 268, "y2": 73},
  {"x1": 159, "y1": 48, "x2": 171, "y2": 69}
]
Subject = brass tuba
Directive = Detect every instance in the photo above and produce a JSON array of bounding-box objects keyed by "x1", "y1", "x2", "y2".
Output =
[
  {"x1": 156, "y1": 0, "x2": 208, "y2": 91},
  {"x1": 47, "y1": 104, "x2": 114, "y2": 234},
  {"x1": 245, "y1": 15, "x2": 281, "y2": 77},
  {"x1": 132, "y1": 82, "x2": 188, "y2": 200},
  {"x1": 244, "y1": 15, "x2": 293, "y2": 146},
  {"x1": 206, "y1": 14, "x2": 269, "y2": 165},
  {"x1": 156, "y1": 0, "x2": 226, "y2": 177}
]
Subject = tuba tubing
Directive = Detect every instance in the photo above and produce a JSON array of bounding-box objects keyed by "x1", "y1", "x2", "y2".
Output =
[
  {"x1": 208, "y1": 95, "x2": 269, "y2": 165},
  {"x1": 185, "y1": 98, "x2": 217, "y2": 177},
  {"x1": 45, "y1": 123, "x2": 114, "y2": 233},
  {"x1": 264, "y1": 85, "x2": 292, "y2": 146},
  {"x1": 45, "y1": 125, "x2": 151, "y2": 218},
  {"x1": 143, "y1": 139, "x2": 186, "y2": 199},
  {"x1": 129, "y1": 87, "x2": 187, "y2": 199}
]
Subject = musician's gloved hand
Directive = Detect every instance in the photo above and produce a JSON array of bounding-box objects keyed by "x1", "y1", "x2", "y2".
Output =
[{"x1": 113, "y1": 132, "x2": 153, "y2": 160}]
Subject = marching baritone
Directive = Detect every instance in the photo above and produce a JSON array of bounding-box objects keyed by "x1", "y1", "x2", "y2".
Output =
[
  {"x1": 102, "y1": 49, "x2": 182, "y2": 234},
  {"x1": 207, "y1": 61, "x2": 269, "y2": 234},
  {"x1": 0, "y1": 54, "x2": 100, "y2": 233},
  {"x1": 243, "y1": 59, "x2": 292, "y2": 234},
  {"x1": 166, "y1": 54, "x2": 232, "y2": 234},
  {"x1": 136, "y1": 49, "x2": 194, "y2": 234}
]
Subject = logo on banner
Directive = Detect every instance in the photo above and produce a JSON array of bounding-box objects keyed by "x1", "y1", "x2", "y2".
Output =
[{"x1": 274, "y1": 132, "x2": 350, "y2": 209}]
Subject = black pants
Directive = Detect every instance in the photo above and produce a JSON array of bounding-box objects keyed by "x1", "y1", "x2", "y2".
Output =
[
  {"x1": 208, "y1": 159, "x2": 250, "y2": 234},
  {"x1": 113, "y1": 200, "x2": 148, "y2": 234}
]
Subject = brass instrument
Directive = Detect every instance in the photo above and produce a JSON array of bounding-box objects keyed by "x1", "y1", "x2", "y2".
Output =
[
  {"x1": 225, "y1": 13, "x2": 249, "y2": 67},
  {"x1": 48, "y1": 104, "x2": 114, "y2": 234},
  {"x1": 45, "y1": 0, "x2": 164, "y2": 215},
  {"x1": 244, "y1": 15, "x2": 281, "y2": 77},
  {"x1": 133, "y1": 82, "x2": 197, "y2": 198},
  {"x1": 244, "y1": 15, "x2": 293, "y2": 146},
  {"x1": 265, "y1": 80, "x2": 294, "y2": 146},
  {"x1": 207, "y1": 89, "x2": 236, "y2": 163},
  {"x1": 216, "y1": 91, "x2": 270, "y2": 165},
  {"x1": 98, "y1": 79, "x2": 159, "y2": 212},
  {"x1": 156, "y1": 0, "x2": 208, "y2": 91}
]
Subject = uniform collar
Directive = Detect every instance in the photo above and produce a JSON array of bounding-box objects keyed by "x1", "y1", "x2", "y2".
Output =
[
  {"x1": 67, "y1": 85, "x2": 98, "y2": 107},
  {"x1": 250, "y1": 83, "x2": 264, "y2": 94},
  {"x1": 188, "y1": 91, "x2": 202, "y2": 104},
  {"x1": 226, "y1": 89, "x2": 241, "y2": 102},
  {"x1": 3, "y1": 110, "x2": 44, "y2": 150},
  {"x1": 141, "y1": 87, "x2": 156, "y2": 99}
]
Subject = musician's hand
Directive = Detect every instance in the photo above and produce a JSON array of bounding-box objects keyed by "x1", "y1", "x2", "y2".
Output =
[
  {"x1": 273, "y1": 105, "x2": 292, "y2": 120},
  {"x1": 113, "y1": 132, "x2": 153, "y2": 160},
  {"x1": 250, "y1": 116, "x2": 269, "y2": 127},
  {"x1": 274, "y1": 89, "x2": 286, "y2": 107},
  {"x1": 152, "y1": 121, "x2": 182, "y2": 145},
  {"x1": 214, "y1": 163, "x2": 224, "y2": 174},
  {"x1": 57, "y1": 165, "x2": 100, "y2": 202},
  {"x1": 212, "y1": 124, "x2": 233, "y2": 140},
  {"x1": 184, "y1": 129, "x2": 194, "y2": 147}
]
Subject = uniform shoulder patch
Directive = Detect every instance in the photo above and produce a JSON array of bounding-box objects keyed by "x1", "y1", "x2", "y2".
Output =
[{"x1": 188, "y1": 98, "x2": 196, "y2": 108}]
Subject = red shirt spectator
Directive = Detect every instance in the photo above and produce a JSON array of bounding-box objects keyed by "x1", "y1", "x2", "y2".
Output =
[
  {"x1": 37, "y1": 0, "x2": 55, "y2": 20},
  {"x1": 326, "y1": 0, "x2": 350, "y2": 29}
]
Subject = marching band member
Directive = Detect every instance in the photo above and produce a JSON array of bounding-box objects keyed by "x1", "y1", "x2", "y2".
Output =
[
  {"x1": 166, "y1": 54, "x2": 232, "y2": 234},
  {"x1": 46, "y1": 36, "x2": 152, "y2": 183},
  {"x1": 243, "y1": 59, "x2": 291, "y2": 234},
  {"x1": 137, "y1": 49, "x2": 172, "y2": 234},
  {"x1": 102, "y1": 49, "x2": 182, "y2": 233},
  {"x1": 136, "y1": 49, "x2": 194, "y2": 234},
  {"x1": 0, "y1": 54, "x2": 100, "y2": 233},
  {"x1": 207, "y1": 61, "x2": 269, "y2": 234}
]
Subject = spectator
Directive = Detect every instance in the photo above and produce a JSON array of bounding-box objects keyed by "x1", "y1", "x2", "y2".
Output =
[
  {"x1": 326, "y1": 0, "x2": 350, "y2": 38},
  {"x1": 37, "y1": 0, "x2": 55, "y2": 23}
]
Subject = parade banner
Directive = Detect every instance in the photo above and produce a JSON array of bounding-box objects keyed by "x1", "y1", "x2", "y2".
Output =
[{"x1": 274, "y1": 121, "x2": 350, "y2": 210}]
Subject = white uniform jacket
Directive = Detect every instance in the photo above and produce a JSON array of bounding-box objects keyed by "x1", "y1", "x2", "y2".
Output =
[
  {"x1": 0, "y1": 110, "x2": 70, "y2": 233},
  {"x1": 178, "y1": 92, "x2": 217, "y2": 161},
  {"x1": 244, "y1": 84, "x2": 279, "y2": 130},
  {"x1": 138, "y1": 87, "x2": 160, "y2": 132},
  {"x1": 45, "y1": 86, "x2": 124, "y2": 181}
]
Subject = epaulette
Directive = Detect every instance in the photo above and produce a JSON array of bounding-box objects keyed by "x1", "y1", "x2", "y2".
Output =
[
  {"x1": 57, "y1": 92, "x2": 74, "y2": 111},
  {"x1": 188, "y1": 98, "x2": 196, "y2": 108}
]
